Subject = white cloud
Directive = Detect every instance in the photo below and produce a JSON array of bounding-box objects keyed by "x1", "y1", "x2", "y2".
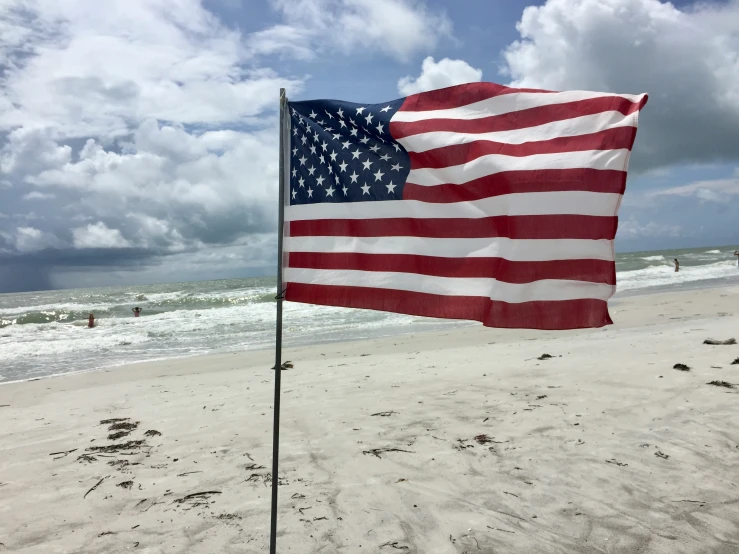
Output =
[
  {"x1": 647, "y1": 176, "x2": 739, "y2": 201},
  {"x1": 0, "y1": 1, "x2": 289, "y2": 268},
  {"x1": 0, "y1": 0, "x2": 302, "y2": 138},
  {"x1": 27, "y1": 120, "x2": 277, "y2": 211},
  {"x1": 246, "y1": 25, "x2": 315, "y2": 61},
  {"x1": 695, "y1": 188, "x2": 727, "y2": 204},
  {"x1": 0, "y1": 126, "x2": 72, "y2": 176},
  {"x1": 500, "y1": 0, "x2": 739, "y2": 170},
  {"x1": 398, "y1": 56, "x2": 483, "y2": 95},
  {"x1": 266, "y1": 0, "x2": 452, "y2": 62},
  {"x1": 618, "y1": 218, "x2": 681, "y2": 239},
  {"x1": 72, "y1": 222, "x2": 131, "y2": 249},
  {"x1": 14, "y1": 226, "x2": 62, "y2": 252},
  {"x1": 23, "y1": 191, "x2": 56, "y2": 201}
]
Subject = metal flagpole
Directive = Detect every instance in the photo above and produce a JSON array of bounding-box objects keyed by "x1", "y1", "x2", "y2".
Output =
[{"x1": 269, "y1": 87, "x2": 288, "y2": 554}]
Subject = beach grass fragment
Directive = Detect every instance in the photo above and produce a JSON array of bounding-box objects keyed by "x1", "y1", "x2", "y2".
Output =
[
  {"x1": 83, "y1": 477, "x2": 107, "y2": 499},
  {"x1": 49, "y1": 449, "x2": 77, "y2": 459}
]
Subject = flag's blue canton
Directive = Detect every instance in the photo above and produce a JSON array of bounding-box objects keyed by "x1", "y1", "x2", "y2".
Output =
[{"x1": 287, "y1": 98, "x2": 411, "y2": 205}]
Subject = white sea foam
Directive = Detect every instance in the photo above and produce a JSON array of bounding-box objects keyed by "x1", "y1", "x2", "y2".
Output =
[
  {"x1": 618, "y1": 261, "x2": 737, "y2": 292},
  {"x1": 639, "y1": 255, "x2": 666, "y2": 262}
]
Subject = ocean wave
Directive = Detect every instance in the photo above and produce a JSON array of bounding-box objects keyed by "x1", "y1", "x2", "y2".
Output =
[
  {"x1": 640, "y1": 255, "x2": 665, "y2": 262},
  {"x1": 704, "y1": 250, "x2": 721, "y2": 254},
  {"x1": 0, "y1": 288, "x2": 279, "y2": 326},
  {"x1": 0, "y1": 308, "x2": 110, "y2": 328},
  {"x1": 618, "y1": 260, "x2": 738, "y2": 292}
]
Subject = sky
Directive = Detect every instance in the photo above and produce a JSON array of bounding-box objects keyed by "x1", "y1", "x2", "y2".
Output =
[{"x1": 0, "y1": 0, "x2": 738, "y2": 292}]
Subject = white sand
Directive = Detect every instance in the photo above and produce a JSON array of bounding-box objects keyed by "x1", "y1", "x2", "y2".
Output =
[{"x1": 2, "y1": 287, "x2": 739, "y2": 553}]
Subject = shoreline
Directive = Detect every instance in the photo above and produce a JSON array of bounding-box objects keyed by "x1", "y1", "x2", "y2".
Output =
[{"x1": 2, "y1": 279, "x2": 738, "y2": 387}]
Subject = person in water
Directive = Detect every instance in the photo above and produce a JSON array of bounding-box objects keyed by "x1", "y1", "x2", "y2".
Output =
[
  {"x1": 88, "y1": 313, "x2": 95, "y2": 328},
  {"x1": 132, "y1": 307, "x2": 142, "y2": 317},
  {"x1": 674, "y1": 258, "x2": 680, "y2": 272},
  {"x1": 734, "y1": 250, "x2": 739, "y2": 268}
]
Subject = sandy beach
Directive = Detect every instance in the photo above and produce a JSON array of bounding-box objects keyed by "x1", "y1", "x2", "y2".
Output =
[{"x1": 2, "y1": 286, "x2": 739, "y2": 553}]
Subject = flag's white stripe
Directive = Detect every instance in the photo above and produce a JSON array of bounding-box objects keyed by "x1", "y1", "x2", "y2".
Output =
[
  {"x1": 392, "y1": 90, "x2": 645, "y2": 123},
  {"x1": 285, "y1": 268, "x2": 614, "y2": 302},
  {"x1": 284, "y1": 236, "x2": 615, "y2": 262},
  {"x1": 407, "y1": 149, "x2": 629, "y2": 187},
  {"x1": 397, "y1": 111, "x2": 637, "y2": 153},
  {"x1": 286, "y1": 191, "x2": 620, "y2": 221}
]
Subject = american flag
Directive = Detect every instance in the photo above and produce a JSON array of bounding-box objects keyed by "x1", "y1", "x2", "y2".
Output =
[{"x1": 283, "y1": 82, "x2": 648, "y2": 330}]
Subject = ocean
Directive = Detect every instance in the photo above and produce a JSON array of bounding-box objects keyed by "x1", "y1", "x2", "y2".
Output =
[{"x1": 1, "y1": 246, "x2": 737, "y2": 383}]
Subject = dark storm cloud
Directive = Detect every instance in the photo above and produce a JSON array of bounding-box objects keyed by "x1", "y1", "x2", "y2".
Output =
[
  {"x1": 0, "y1": 246, "x2": 172, "y2": 292},
  {"x1": 0, "y1": 262, "x2": 53, "y2": 293}
]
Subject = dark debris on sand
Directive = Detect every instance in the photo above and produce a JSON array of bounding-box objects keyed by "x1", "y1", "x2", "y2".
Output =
[
  {"x1": 108, "y1": 431, "x2": 131, "y2": 441},
  {"x1": 117, "y1": 480, "x2": 134, "y2": 489},
  {"x1": 363, "y1": 447, "x2": 413, "y2": 458},
  {"x1": 673, "y1": 363, "x2": 690, "y2": 371},
  {"x1": 380, "y1": 542, "x2": 410, "y2": 550},
  {"x1": 217, "y1": 513, "x2": 242, "y2": 521},
  {"x1": 88, "y1": 440, "x2": 146, "y2": 454},
  {"x1": 174, "y1": 491, "x2": 222, "y2": 504},
  {"x1": 474, "y1": 434, "x2": 493, "y2": 445},
  {"x1": 100, "y1": 418, "x2": 129, "y2": 425},
  {"x1": 707, "y1": 380, "x2": 735, "y2": 389},
  {"x1": 703, "y1": 338, "x2": 737, "y2": 345},
  {"x1": 537, "y1": 354, "x2": 553, "y2": 360},
  {"x1": 144, "y1": 430, "x2": 162, "y2": 437},
  {"x1": 731, "y1": 358, "x2": 739, "y2": 365},
  {"x1": 108, "y1": 459, "x2": 130, "y2": 471},
  {"x1": 77, "y1": 454, "x2": 97, "y2": 464},
  {"x1": 108, "y1": 421, "x2": 138, "y2": 432}
]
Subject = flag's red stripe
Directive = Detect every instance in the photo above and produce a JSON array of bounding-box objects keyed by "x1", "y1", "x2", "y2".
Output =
[
  {"x1": 391, "y1": 97, "x2": 644, "y2": 140},
  {"x1": 288, "y1": 253, "x2": 616, "y2": 285},
  {"x1": 290, "y1": 214, "x2": 618, "y2": 240},
  {"x1": 408, "y1": 127, "x2": 637, "y2": 169},
  {"x1": 398, "y1": 83, "x2": 554, "y2": 113},
  {"x1": 284, "y1": 283, "x2": 612, "y2": 330},
  {"x1": 402, "y1": 168, "x2": 627, "y2": 203}
]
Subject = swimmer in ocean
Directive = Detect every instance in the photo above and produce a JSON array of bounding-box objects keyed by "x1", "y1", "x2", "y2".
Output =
[
  {"x1": 734, "y1": 250, "x2": 739, "y2": 268},
  {"x1": 674, "y1": 258, "x2": 679, "y2": 272},
  {"x1": 132, "y1": 307, "x2": 142, "y2": 317},
  {"x1": 88, "y1": 313, "x2": 95, "y2": 328}
]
